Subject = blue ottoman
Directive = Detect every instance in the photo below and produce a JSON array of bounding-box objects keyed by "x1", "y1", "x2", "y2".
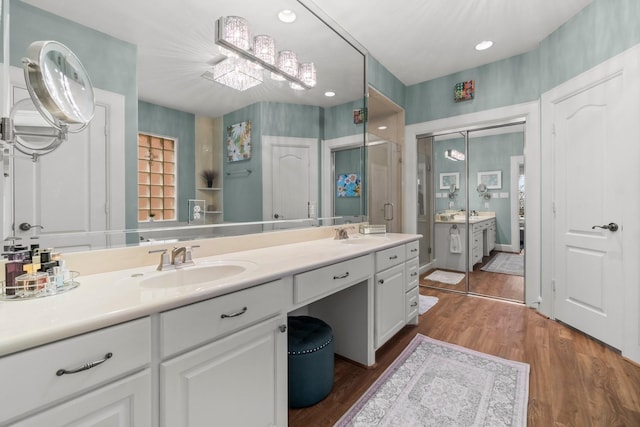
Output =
[{"x1": 288, "y1": 316, "x2": 334, "y2": 408}]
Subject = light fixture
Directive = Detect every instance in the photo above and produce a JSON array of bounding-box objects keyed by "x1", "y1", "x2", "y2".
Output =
[
  {"x1": 291, "y1": 62, "x2": 316, "y2": 89},
  {"x1": 205, "y1": 56, "x2": 263, "y2": 92},
  {"x1": 253, "y1": 35, "x2": 276, "y2": 65},
  {"x1": 378, "y1": 125, "x2": 388, "y2": 130},
  {"x1": 475, "y1": 40, "x2": 493, "y2": 51},
  {"x1": 210, "y1": 16, "x2": 315, "y2": 91},
  {"x1": 444, "y1": 149, "x2": 465, "y2": 161},
  {"x1": 324, "y1": 91, "x2": 335, "y2": 97},
  {"x1": 278, "y1": 10, "x2": 297, "y2": 23}
]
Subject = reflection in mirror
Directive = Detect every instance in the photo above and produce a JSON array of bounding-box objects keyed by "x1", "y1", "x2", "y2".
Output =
[
  {"x1": 420, "y1": 123, "x2": 525, "y2": 303},
  {"x1": 1, "y1": 0, "x2": 367, "y2": 252}
]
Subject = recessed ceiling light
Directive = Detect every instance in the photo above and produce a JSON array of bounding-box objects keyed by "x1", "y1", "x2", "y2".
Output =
[
  {"x1": 378, "y1": 125, "x2": 388, "y2": 130},
  {"x1": 324, "y1": 91, "x2": 335, "y2": 97},
  {"x1": 278, "y1": 10, "x2": 296, "y2": 23},
  {"x1": 475, "y1": 40, "x2": 494, "y2": 51}
]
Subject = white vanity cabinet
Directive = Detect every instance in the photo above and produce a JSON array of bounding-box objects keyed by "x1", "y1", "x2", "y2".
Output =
[
  {"x1": 0, "y1": 318, "x2": 152, "y2": 426},
  {"x1": 405, "y1": 241, "x2": 420, "y2": 325},
  {"x1": 159, "y1": 280, "x2": 288, "y2": 427},
  {"x1": 374, "y1": 245, "x2": 407, "y2": 349}
]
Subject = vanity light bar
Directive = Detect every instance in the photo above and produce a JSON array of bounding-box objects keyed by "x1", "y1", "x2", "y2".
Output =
[
  {"x1": 214, "y1": 17, "x2": 313, "y2": 90},
  {"x1": 444, "y1": 149, "x2": 465, "y2": 161}
]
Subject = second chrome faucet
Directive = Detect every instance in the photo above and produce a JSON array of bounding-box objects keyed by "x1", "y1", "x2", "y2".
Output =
[{"x1": 150, "y1": 245, "x2": 199, "y2": 271}]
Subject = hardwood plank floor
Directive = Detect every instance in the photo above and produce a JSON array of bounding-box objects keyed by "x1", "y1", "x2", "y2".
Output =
[
  {"x1": 288, "y1": 286, "x2": 640, "y2": 426},
  {"x1": 422, "y1": 251, "x2": 525, "y2": 301}
]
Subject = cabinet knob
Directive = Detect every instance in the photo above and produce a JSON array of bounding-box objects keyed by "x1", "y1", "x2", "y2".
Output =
[
  {"x1": 279, "y1": 324, "x2": 287, "y2": 333},
  {"x1": 378, "y1": 279, "x2": 384, "y2": 284}
]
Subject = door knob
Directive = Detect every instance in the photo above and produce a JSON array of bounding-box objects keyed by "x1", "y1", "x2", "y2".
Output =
[
  {"x1": 591, "y1": 222, "x2": 619, "y2": 232},
  {"x1": 19, "y1": 222, "x2": 44, "y2": 231}
]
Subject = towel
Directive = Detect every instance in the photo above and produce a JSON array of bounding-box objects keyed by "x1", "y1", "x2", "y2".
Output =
[{"x1": 450, "y1": 233, "x2": 462, "y2": 253}]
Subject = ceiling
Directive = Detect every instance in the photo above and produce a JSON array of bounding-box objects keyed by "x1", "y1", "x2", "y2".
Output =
[
  {"x1": 312, "y1": 0, "x2": 593, "y2": 86},
  {"x1": 21, "y1": 0, "x2": 593, "y2": 117}
]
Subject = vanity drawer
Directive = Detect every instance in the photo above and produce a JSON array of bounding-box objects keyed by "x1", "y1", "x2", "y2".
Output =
[
  {"x1": 405, "y1": 240, "x2": 419, "y2": 260},
  {"x1": 294, "y1": 255, "x2": 372, "y2": 305},
  {"x1": 0, "y1": 317, "x2": 150, "y2": 424},
  {"x1": 376, "y1": 245, "x2": 406, "y2": 271},
  {"x1": 161, "y1": 279, "x2": 286, "y2": 359},
  {"x1": 406, "y1": 287, "x2": 419, "y2": 322},
  {"x1": 406, "y1": 257, "x2": 420, "y2": 291}
]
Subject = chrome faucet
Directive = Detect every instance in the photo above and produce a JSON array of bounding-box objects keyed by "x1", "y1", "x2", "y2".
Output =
[
  {"x1": 334, "y1": 227, "x2": 349, "y2": 240},
  {"x1": 149, "y1": 245, "x2": 199, "y2": 271}
]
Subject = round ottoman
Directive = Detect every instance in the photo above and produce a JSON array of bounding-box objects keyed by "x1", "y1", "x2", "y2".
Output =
[{"x1": 288, "y1": 316, "x2": 334, "y2": 408}]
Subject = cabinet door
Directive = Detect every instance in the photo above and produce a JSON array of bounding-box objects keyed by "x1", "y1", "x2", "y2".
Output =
[
  {"x1": 161, "y1": 315, "x2": 287, "y2": 427},
  {"x1": 13, "y1": 370, "x2": 151, "y2": 427},
  {"x1": 375, "y1": 263, "x2": 406, "y2": 349}
]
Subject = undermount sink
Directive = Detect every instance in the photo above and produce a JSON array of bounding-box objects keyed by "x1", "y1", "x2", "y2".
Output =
[{"x1": 137, "y1": 260, "x2": 256, "y2": 289}]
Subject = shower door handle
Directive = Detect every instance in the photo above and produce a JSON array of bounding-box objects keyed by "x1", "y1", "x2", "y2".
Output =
[{"x1": 384, "y1": 203, "x2": 394, "y2": 221}]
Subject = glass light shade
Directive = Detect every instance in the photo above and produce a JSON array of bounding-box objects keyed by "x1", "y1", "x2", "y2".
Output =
[
  {"x1": 212, "y1": 57, "x2": 262, "y2": 91},
  {"x1": 277, "y1": 50, "x2": 298, "y2": 77},
  {"x1": 299, "y1": 63, "x2": 316, "y2": 87},
  {"x1": 253, "y1": 35, "x2": 276, "y2": 65},
  {"x1": 222, "y1": 16, "x2": 251, "y2": 51}
]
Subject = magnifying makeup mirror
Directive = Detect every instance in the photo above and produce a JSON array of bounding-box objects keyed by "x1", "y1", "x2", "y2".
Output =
[
  {"x1": 1, "y1": 40, "x2": 95, "y2": 160},
  {"x1": 448, "y1": 183, "x2": 458, "y2": 199},
  {"x1": 477, "y1": 183, "x2": 491, "y2": 200}
]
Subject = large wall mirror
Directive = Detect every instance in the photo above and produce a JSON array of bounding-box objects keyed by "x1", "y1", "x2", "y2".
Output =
[{"x1": 0, "y1": 0, "x2": 367, "y2": 252}]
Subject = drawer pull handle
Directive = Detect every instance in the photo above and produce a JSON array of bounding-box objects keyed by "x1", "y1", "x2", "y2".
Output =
[
  {"x1": 333, "y1": 272, "x2": 350, "y2": 280},
  {"x1": 221, "y1": 307, "x2": 248, "y2": 319},
  {"x1": 389, "y1": 255, "x2": 398, "y2": 260},
  {"x1": 411, "y1": 248, "x2": 418, "y2": 252},
  {"x1": 56, "y1": 352, "x2": 113, "y2": 376},
  {"x1": 411, "y1": 302, "x2": 418, "y2": 307},
  {"x1": 411, "y1": 272, "x2": 418, "y2": 277}
]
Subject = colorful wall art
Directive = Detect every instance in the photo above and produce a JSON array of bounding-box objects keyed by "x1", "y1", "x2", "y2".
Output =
[
  {"x1": 454, "y1": 80, "x2": 475, "y2": 102},
  {"x1": 337, "y1": 173, "x2": 361, "y2": 197}
]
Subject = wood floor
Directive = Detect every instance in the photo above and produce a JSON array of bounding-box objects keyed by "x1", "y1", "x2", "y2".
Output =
[
  {"x1": 423, "y1": 251, "x2": 525, "y2": 301},
  {"x1": 288, "y1": 286, "x2": 640, "y2": 427}
]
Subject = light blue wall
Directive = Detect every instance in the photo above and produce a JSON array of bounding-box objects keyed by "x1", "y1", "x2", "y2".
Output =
[
  {"x1": 433, "y1": 136, "x2": 466, "y2": 212},
  {"x1": 367, "y1": 56, "x2": 406, "y2": 108},
  {"x1": 324, "y1": 99, "x2": 366, "y2": 140},
  {"x1": 468, "y1": 132, "x2": 524, "y2": 245},
  {"x1": 138, "y1": 101, "x2": 196, "y2": 223},
  {"x1": 406, "y1": 0, "x2": 640, "y2": 125},
  {"x1": 8, "y1": 0, "x2": 139, "y2": 228}
]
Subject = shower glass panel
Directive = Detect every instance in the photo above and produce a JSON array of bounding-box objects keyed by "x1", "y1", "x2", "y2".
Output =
[
  {"x1": 417, "y1": 136, "x2": 433, "y2": 268},
  {"x1": 467, "y1": 125, "x2": 525, "y2": 302},
  {"x1": 367, "y1": 141, "x2": 402, "y2": 232}
]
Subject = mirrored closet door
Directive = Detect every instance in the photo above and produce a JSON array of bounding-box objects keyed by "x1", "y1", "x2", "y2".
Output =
[{"x1": 419, "y1": 122, "x2": 525, "y2": 303}]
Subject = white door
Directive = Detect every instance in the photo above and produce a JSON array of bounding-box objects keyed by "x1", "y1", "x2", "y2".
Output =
[
  {"x1": 12, "y1": 93, "x2": 109, "y2": 252},
  {"x1": 550, "y1": 72, "x2": 627, "y2": 349},
  {"x1": 263, "y1": 136, "x2": 318, "y2": 229}
]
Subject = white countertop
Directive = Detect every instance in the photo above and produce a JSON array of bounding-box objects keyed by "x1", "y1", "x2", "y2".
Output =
[
  {"x1": 0, "y1": 233, "x2": 420, "y2": 357},
  {"x1": 435, "y1": 215, "x2": 496, "y2": 225}
]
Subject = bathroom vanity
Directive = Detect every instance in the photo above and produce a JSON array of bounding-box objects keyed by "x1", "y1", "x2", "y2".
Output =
[
  {"x1": 0, "y1": 231, "x2": 420, "y2": 426},
  {"x1": 434, "y1": 213, "x2": 496, "y2": 272}
]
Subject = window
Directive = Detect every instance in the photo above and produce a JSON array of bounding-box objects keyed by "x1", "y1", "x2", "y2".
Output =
[{"x1": 138, "y1": 133, "x2": 176, "y2": 221}]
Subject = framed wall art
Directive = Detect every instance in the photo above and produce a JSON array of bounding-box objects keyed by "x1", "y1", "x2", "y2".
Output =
[
  {"x1": 477, "y1": 170, "x2": 502, "y2": 189},
  {"x1": 439, "y1": 172, "x2": 460, "y2": 190},
  {"x1": 226, "y1": 121, "x2": 251, "y2": 162}
]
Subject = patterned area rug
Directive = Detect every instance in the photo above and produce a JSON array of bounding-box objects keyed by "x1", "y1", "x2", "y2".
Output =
[
  {"x1": 424, "y1": 270, "x2": 465, "y2": 285},
  {"x1": 335, "y1": 334, "x2": 529, "y2": 427},
  {"x1": 481, "y1": 252, "x2": 524, "y2": 276},
  {"x1": 419, "y1": 295, "x2": 439, "y2": 315}
]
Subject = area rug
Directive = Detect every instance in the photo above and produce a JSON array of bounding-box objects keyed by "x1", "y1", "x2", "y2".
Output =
[
  {"x1": 335, "y1": 334, "x2": 529, "y2": 427},
  {"x1": 418, "y1": 295, "x2": 439, "y2": 315},
  {"x1": 481, "y1": 252, "x2": 524, "y2": 276},
  {"x1": 424, "y1": 270, "x2": 465, "y2": 285}
]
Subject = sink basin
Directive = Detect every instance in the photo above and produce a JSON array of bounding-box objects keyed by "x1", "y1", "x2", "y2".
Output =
[{"x1": 137, "y1": 260, "x2": 256, "y2": 289}]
